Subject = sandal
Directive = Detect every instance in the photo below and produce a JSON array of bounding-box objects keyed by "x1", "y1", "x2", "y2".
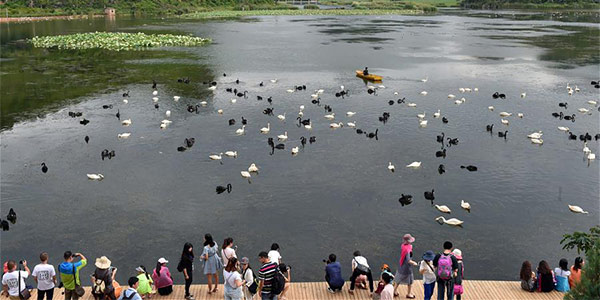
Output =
[
  {"x1": 394, "y1": 292, "x2": 400, "y2": 297},
  {"x1": 406, "y1": 295, "x2": 416, "y2": 299},
  {"x1": 348, "y1": 290, "x2": 354, "y2": 295}
]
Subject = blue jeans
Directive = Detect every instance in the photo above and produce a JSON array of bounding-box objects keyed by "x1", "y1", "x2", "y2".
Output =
[
  {"x1": 424, "y1": 282, "x2": 435, "y2": 300},
  {"x1": 437, "y1": 280, "x2": 454, "y2": 300},
  {"x1": 261, "y1": 294, "x2": 277, "y2": 300}
]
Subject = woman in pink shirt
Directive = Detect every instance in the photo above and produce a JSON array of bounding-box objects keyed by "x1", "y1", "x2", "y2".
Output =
[
  {"x1": 380, "y1": 272, "x2": 395, "y2": 300},
  {"x1": 152, "y1": 258, "x2": 173, "y2": 296}
]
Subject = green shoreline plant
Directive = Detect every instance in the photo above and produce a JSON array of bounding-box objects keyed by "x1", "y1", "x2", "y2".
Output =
[
  {"x1": 30, "y1": 32, "x2": 211, "y2": 51},
  {"x1": 182, "y1": 8, "x2": 424, "y2": 19}
]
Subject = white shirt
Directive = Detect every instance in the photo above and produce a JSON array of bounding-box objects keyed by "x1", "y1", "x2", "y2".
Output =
[
  {"x1": 268, "y1": 250, "x2": 281, "y2": 265},
  {"x1": 221, "y1": 247, "x2": 237, "y2": 267},
  {"x1": 32, "y1": 264, "x2": 56, "y2": 290},
  {"x1": 2, "y1": 271, "x2": 28, "y2": 296},
  {"x1": 223, "y1": 270, "x2": 242, "y2": 288},
  {"x1": 419, "y1": 260, "x2": 436, "y2": 284},
  {"x1": 554, "y1": 268, "x2": 571, "y2": 278},
  {"x1": 352, "y1": 256, "x2": 369, "y2": 270},
  {"x1": 242, "y1": 268, "x2": 254, "y2": 287}
]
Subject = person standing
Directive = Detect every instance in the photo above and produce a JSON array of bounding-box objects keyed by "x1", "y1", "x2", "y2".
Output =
[
  {"x1": 240, "y1": 258, "x2": 256, "y2": 300},
  {"x1": 419, "y1": 251, "x2": 436, "y2": 300},
  {"x1": 223, "y1": 258, "x2": 244, "y2": 300},
  {"x1": 268, "y1": 244, "x2": 282, "y2": 266},
  {"x1": 178, "y1": 243, "x2": 195, "y2": 300},
  {"x1": 2, "y1": 260, "x2": 30, "y2": 300},
  {"x1": 91, "y1": 256, "x2": 116, "y2": 300},
  {"x1": 221, "y1": 238, "x2": 237, "y2": 268},
  {"x1": 152, "y1": 258, "x2": 173, "y2": 296},
  {"x1": 324, "y1": 254, "x2": 344, "y2": 293},
  {"x1": 394, "y1": 234, "x2": 418, "y2": 298},
  {"x1": 58, "y1": 251, "x2": 87, "y2": 300},
  {"x1": 256, "y1": 252, "x2": 278, "y2": 300},
  {"x1": 32, "y1": 253, "x2": 57, "y2": 300},
  {"x1": 452, "y1": 249, "x2": 464, "y2": 300},
  {"x1": 201, "y1": 234, "x2": 222, "y2": 295},
  {"x1": 348, "y1": 251, "x2": 374, "y2": 295},
  {"x1": 433, "y1": 242, "x2": 458, "y2": 300}
]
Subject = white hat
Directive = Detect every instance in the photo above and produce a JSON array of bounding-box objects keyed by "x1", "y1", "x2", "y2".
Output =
[
  {"x1": 452, "y1": 249, "x2": 462, "y2": 260},
  {"x1": 95, "y1": 256, "x2": 111, "y2": 269},
  {"x1": 157, "y1": 257, "x2": 168, "y2": 264}
]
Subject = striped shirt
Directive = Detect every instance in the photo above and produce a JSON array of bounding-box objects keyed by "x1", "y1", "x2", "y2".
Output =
[{"x1": 257, "y1": 262, "x2": 278, "y2": 294}]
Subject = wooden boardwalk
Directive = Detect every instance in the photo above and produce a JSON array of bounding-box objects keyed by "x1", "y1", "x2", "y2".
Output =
[{"x1": 31, "y1": 280, "x2": 565, "y2": 300}]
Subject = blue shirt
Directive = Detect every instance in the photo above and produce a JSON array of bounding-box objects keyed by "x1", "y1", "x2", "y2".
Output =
[
  {"x1": 58, "y1": 260, "x2": 87, "y2": 290},
  {"x1": 118, "y1": 288, "x2": 142, "y2": 300},
  {"x1": 325, "y1": 262, "x2": 344, "y2": 287}
]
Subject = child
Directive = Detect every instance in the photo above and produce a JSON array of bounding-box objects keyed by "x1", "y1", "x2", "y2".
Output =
[
  {"x1": 554, "y1": 258, "x2": 570, "y2": 292},
  {"x1": 419, "y1": 251, "x2": 436, "y2": 300},
  {"x1": 453, "y1": 249, "x2": 464, "y2": 300},
  {"x1": 136, "y1": 266, "x2": 154, "y2": 299},
  {"x1": 374, "y1": 264, "x2": 394, "y2": 300}
]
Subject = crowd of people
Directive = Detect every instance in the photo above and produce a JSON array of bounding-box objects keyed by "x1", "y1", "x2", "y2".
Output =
[
  {"x1": 1, "y1": 233, "x2": 581, "y2": 300},
  {"x1": 519, "y1": 257, "x2": 584, "y2": 294}
]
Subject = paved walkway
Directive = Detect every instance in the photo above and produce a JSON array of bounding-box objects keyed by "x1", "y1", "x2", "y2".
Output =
[{"x1": 32, "y1": 280, "x2": 565, "y2": 300}]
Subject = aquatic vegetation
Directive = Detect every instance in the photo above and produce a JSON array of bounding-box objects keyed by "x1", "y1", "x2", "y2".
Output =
[
  {"x1": 182, "y1": 9, "x2": 423, "y2": 19},
  {"x1": 30, "y1": 32, "x2": 211, "y2": 51}
]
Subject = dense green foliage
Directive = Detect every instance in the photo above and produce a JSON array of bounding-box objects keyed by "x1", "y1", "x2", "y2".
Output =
[
  {"x1": 31, "y1": 32, "x2": 210, "y2": 51},
  {"x1": 561, "y1": 227, "x2": 600, "y2": 300}
]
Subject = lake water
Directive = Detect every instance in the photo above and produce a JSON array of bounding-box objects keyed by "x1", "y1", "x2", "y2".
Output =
[{"x1": 1, "y1": 10, "x2": 599, "y2": 283}]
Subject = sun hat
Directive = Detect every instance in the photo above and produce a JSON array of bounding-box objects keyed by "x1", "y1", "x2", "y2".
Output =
[
  {"x1": 135, "y1": 266, "x2": 145, "y2": 273},
  {"x1": 422, "y1": 250, "x2": 435, "y2": 261},
  {"x1": 403, "y1": 233, "x2": 415, "y2": 244},
  {"x1": 95, "y1": 256, "x2": 111, "y2": 269},
  {"x1": 157, "y1": 257, "x2": 168, "y2": 264},
  {"x1": 240, "y1": 257, "x2": 249, "y2": 265},
  {"x1": 453, "y1": 249, "x2": 462, "y2": 260},
  {"x1": 381, "y1": 264, "x2": 390, "y2": 271}
]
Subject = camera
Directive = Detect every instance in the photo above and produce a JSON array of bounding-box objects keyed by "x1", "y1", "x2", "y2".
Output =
[{"x1": 19, "y1": 260, "x2": 24, "y2": 265}]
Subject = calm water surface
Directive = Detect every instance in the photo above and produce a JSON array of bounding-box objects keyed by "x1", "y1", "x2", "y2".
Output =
[{"x1": 1, "y1": 10, "x2": 599, "y2": 283}]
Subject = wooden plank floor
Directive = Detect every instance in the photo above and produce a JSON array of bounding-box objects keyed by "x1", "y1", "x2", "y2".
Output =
[{"x1": 33, "y1": 280, "x2": 564, "y2": 300}]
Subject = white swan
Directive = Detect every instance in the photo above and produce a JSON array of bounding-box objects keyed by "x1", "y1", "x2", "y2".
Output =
[
  {"x1": 435, "y1": 216, "x2": 463, "y2": 226},
  {"x1": 388, "y1": 162, "x2": 395, "y2": 172},
  {"x1": 87, "y1": 174, "x2": 104, "y2": 181},
  {"x1": 260, "y1": 123, "x2": 271, "y2": 134},
  {"x1": 304, "y1": 121, "x2": 312, "y2": 130},
  {"x1": 291, "y1": 146, "x2": 299, "y2": 155},
  {"x1": 166, "y1": 110, "x2": 171, "y2": 117},
  {"x1": 465, "y1": 88, "x2": 472, "y2": 92},
  {"x1": 299, "y1": 105, "x2": 305, "y2": 111},
  {"x1": 406, "y1": 161, "x2": 421, "y2": 168},
  {"x1": 208, "y1": 86, "x2": 217, "y2": 91},
  {"x1": 531, "y1": 138, "x2": 543, "y2": 145},
  {"x1": 433, "y1": 110, "x2": 441, "y2": 118},
  {"x1": 230, "y1": 98, "x2": 237, "y2": 104},
  {"x1": 298, "y1": 111, "x2": 304, "y2": 117},
  {"x1": 286, "y1": 89, "x2": 294, "y2": 93},
  {"x1": 209, "y1": 153, "x2": 223, "y2": 160},
  {"x1": 217, "y1": 109, "x2": 224, "y2": 114},
  {"x1": 117, "y1": 133, "x2": 131, "y2": 139},
  {"x1": 435, "y1": 205, "x2": 451, "y2": 214},
  {"x1": 583, "y1": 142, "x2": 591, "y2": 154},
  {"x1": 421, "y1": 77, "x2": 428, "y2": 83},
  {"x1": 347, "y1": 121, "x2": 356, "y2": 128},
  {"x1": 330, "y1": 122, "x2": 343, "y2": 129},
  {"x1": 123, "y1": 99, "x2": 128, "y2": 104},
  {"x1": 568, "y1": 205, "x2": 588, "y2": 214},
  {"x1": 578, "y1": 108, "x2": 589, "y2": 113},
  {"x1": 587, "y1": 100, "x2": 597, "y2": 105},
  {"x1": 224, "y1": 151, "x2": 237, "y2": 157},
  {"x1": 161, "y1": 119, "x2": 172, "y2": 125},
  {"x1": 121, "y1": 119, "x2": 132, "y2": 126},
  {"x1": 152, "y1": 90, "x2": 158, "y2": 96},
  {"x1": 270, "y1": 79, "x2": 278, "y2": 83},
  {"x1": 527, "y1": 131, "x2": 543, "y2": 139},
  {"x1": 420, "y1": 91, "x2": 428, "y2": 96},
  {"x1": 474, "y1": 88, "x2": 479, "y2": 92},
  {"x1": 461, "y1": 200, "x2": 471, "y2": 212},
  {"x1": 588, "y1": 153, "x2": 596, "y2": 160},
  {"x1": 152, "y1": 97, "x2": 159, "y2": 103},
  {"x1": 454, "y1": 99, "x2": 464, "y2": 105},
  {"x1": 346, "y1": 112, "x2": 356, "y2": 117},
  {"x1": 419, "y1": 120, "x2": 428, "y2": 127},
  {"x1": 200, "y1": 101, "x2": 208, "y2": 106},
  {"x1": 558, "y1": 126, "x2": 570, "y2": 132},
  {"x1": 407, "y1": 103, "x2": 417, "y2": 107},
  {"x1": 160, "y1": 123, "x2": 168, "y2": 130},
  {"x1": 520, "y1": 93, "x2": 526, "y2": 98},
  {"x1": 236, "y1": 125, "x2": 246, "y2": 135},
  {"x1": 459, "y1": 88, "x2": 465, "y2": 93},
  {"x1": 517, "y1": 113, "x2": 524, "y2": 118},
  {"x1": 499, "y1": 112, "x2": 512, "y2": 117},
  {"x1": 278, "y1": 113, "x2": 286, "y2": 121},
  {"x1": 241, "y1": 171, "x2": 251, "y2": 179},
  {"x1": 248, "y1": 163, "x2": 259, "y2": 173},
  {"x1": 324, "y1": 113, "x2": 335, "y2": 120},
  {"x1": 278, "y1": 132, "x2": 288, "y2": 141},
  {"x1": 488, "y1": 106, "x2": 495, "y2": 111},
  {"x1": 417, "y1": 112, "x2": 426, "y2": 119},
  {"x1": 173, "y1": 96, "x2": 180, "y2": 102},
  {"x1": 501, "y1": 119, "x2": 509, "y2": 125}
]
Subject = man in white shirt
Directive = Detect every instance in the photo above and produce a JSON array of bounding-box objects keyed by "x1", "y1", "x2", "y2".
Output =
[
  {"x1": 348, "y1": 251, "x2": 373, "y2": 295},
  {"x1": 2, "y1": 260, "x2": 31, "y2": 300},
  {"x1": 32, "y1": 253, "x2": 57, "y2": 300},
  {"x1": 268, "y1": 243, "x2": 282, "y2": 265}
]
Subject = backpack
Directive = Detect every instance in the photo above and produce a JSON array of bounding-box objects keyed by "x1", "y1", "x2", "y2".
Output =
[
  {"x1": 270, "y1": 269, "x2": 286, "y2": 296},
  {"x1": 437, "y1": 254, "x2": 453, "y2": 280},
  {"x1": 122, "y1": 290, "x2": 138, "y2": 300},
  {"x1": 92, "y1": 271, "x2": 109, "y2": 295}
]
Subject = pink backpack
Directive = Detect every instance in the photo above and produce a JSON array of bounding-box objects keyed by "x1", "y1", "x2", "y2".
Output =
[{"x1": 437, "y1": 254, "x2": 452, "y2": 280}]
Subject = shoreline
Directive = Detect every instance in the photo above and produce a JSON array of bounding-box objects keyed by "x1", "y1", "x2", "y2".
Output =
[
  {"x1": 25, "y1": 281, "x2": 565, "y2": 299},
  {"x1": 0, "y1": 14, "x2": 105, "y2": 23}
]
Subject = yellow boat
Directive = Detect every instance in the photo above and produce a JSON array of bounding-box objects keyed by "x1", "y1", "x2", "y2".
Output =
[{"x1": 356, "y1": 70, "x2": 383, "y2": 82}]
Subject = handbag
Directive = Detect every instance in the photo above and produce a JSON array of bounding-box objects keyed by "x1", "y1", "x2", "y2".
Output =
[
  {"x1": 353, "y1": 258, "x2": 370, "y2": 273},
  {"x1": 243, "y1": 268, "x2": 258, "y2": 294},
  {"x1": 73, "y1": 265, "x2": 85, "y2": 297},
  {"x1": 17, "y1": 268, "x2": 31, "y2": 300}
]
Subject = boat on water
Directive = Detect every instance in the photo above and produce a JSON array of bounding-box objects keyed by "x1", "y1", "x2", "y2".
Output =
[{"x1": 356, "y1": 70, "x2": 383, "y2": 82}]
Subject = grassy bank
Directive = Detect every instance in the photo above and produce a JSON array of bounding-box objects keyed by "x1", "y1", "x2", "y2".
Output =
[{"x1": 181, "y1": 8, "x2": 426, "y2": 19}]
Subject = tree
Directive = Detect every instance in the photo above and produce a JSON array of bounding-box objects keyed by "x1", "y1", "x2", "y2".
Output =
[
  {"x1": 560, "y1": 226, "x2": 600, "y2": 254},
  {"x1": 564, "y1": 238, "x2": 600, "y2": 300}
]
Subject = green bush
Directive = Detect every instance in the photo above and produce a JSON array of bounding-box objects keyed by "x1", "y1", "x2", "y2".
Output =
[{"x1": 304, "y1": 4, "x2": 320, "y2": 9}]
